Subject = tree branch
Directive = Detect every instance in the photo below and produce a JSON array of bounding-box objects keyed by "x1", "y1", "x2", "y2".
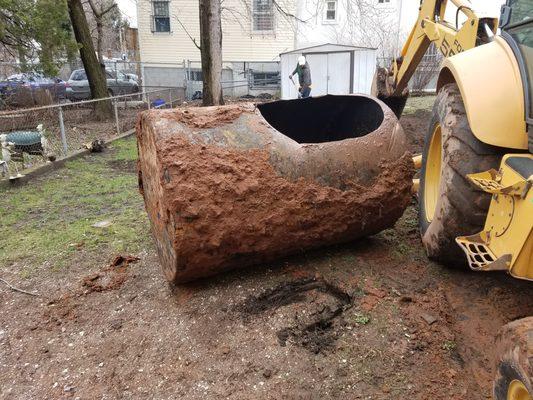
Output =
[
  {"x1": 86, "y1": 0, "x2": 99, "y2": 16},
  {"x1": 172, "y1": 14, "x2": 201, "y2": 50},
  {"x1": 272, "y1": 0, "x2": 307, "y2": 23},
  {"x1": 100, "y1": 2, "x2": 118, "y2": 17},
  {"x1": 0, "y1": 278, "x2": 40, "y2": 297},
  {"x1": 87, "y1": 0, "x2": 117, "y2": 18}
]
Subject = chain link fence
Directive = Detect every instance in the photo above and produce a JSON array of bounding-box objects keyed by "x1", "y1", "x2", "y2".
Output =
[
  {"x1": 0, "y1": 59, "x2": 281, "y2": 111},
  {"x1": 0, "y1": 88, "x2": 176, "y2": 180},
  {"x1": 184, "y1": 60, "x2": 280, "y2": 100},
  {"x1": 376, "y1": 44, "x2": 441, "y2": 93}
]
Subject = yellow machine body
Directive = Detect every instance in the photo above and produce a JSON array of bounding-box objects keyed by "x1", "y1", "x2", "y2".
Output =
[
  {"x1": 387, "y1": 0, "x2": 528, "y2": 151},
  {"x1": 437, "y1": 37, "x2": 529, "y2": 150},
  {"x1": 386, "y1": 0, "x2": 499, "y2": 98},
  {"x1": 456, "y1": 154, "x2": 533, "y2": 281},
  {"x1": 385, "y1": 0, "x2": 533, "y2": 395},
  {"x1": 388, "y1": 1, "x2": 532, "y2": 280},
  {"x1": 379, "y1": 0, "x2": 533, "y2": 280}
]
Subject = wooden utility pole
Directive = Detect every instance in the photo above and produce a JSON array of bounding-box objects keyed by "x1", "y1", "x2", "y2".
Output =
[
  {"x1": 199, "y1": 0, "x2": 224, "y2": 106},
  {"x1": 67, "y1": 0, "x2": 112, "y2": 118}
]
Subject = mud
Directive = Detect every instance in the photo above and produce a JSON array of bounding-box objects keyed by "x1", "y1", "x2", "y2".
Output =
[
  {"x1": 81, "y1": 255, "x2": 140, "y2": 294},
  {"x1": 238, "y1": 277, "x2": 353, "y2": 354},
  {"x1": 373, "y1": 67, "x2": 409, "y2": 118},
  {"x1": 42, "y1": 255, "x2": 140, "y2": 329},
  {"x1": 238, "y1": 276, "x2": 351, "y2": 315},
  {"x1": 165, "y1": 104, "x2": 248, "y2": 129},
  {"x1": 137, "y1": 97, "x2": 414, "y2": 283}
]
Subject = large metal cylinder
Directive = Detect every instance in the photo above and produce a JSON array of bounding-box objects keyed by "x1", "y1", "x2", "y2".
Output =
[{"x1": 137, "y1": 95, "x2": 413, "y2": 283}]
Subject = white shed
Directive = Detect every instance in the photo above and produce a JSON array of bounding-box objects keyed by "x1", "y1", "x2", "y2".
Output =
[{"x1": 280, "y1": 44, "x2": 377, "y2": 100}]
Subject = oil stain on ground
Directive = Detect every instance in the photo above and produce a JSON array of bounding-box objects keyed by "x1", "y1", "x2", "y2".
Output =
[{"x1": 236, "y1": 277, "x2": 353, "y2": 354}]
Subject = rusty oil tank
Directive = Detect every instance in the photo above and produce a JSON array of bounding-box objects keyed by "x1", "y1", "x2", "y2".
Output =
[{"x1": 137, "y1": 95, "x2": 413, "y2": 283}]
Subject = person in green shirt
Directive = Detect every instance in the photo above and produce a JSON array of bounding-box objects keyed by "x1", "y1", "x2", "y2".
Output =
[{"x1": 289, "y1": 56, "x2": 312, "y2": 98}]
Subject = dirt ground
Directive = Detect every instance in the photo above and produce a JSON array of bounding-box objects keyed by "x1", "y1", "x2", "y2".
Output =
[{"x1": 1, "y1": 97, "x2": 532, "y2": 399}]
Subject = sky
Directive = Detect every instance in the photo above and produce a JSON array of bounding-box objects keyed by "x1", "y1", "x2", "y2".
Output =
[{"x1": 116, "y1": 0, "x2": 138, "y2": 28}]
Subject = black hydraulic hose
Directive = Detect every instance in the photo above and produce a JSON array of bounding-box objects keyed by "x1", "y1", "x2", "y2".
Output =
[{"x1": 456, "y1": 5, "x2": 471, "y2": 30}]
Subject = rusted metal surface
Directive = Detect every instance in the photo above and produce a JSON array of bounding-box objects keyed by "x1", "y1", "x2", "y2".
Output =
[{"x1": 137, "y1": 95, "x2": 414, "y2": 283}]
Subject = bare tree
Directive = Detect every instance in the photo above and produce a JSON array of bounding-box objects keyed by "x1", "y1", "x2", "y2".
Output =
[
  {"x1": 268, "y1": 0, "x2": 406, "y2": 66},
  {"x1": 86, "y1": 0, "x2": 119, "y2": 62},
  {"x1": 411, "y1": 46, "x2": 441, "y2": 94},
  {"x1": 67, "y1": 0, "x2": 112, "y2": 118},
  {"x1": 199, "y1": 0, "x2": 224, "y2": 105},
  {"x1": 306, "y1": 0, "x2": 400, "y2": 58}
]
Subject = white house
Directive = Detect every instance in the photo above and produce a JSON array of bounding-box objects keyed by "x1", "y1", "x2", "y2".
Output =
[
  {"x1": 136, "y1": 0, "x2": 505, "y2": 99},
  {"x1": 295, "y1": 0, "x2": 407, "y2": 57},
  {"x1": 136, "y1": 0, "x2": 298, "y2": 97},
  {"x1": 295, "y1": 0, "x2": 505, "y2": 58}
]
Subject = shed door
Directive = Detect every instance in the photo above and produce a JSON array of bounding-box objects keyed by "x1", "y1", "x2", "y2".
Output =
[
  {"x1": 305, "y1": 54, "x2": 328, "y2": 96},
  {"x1": 327, "y1": 52, "x2": 351, "y2": 95}
]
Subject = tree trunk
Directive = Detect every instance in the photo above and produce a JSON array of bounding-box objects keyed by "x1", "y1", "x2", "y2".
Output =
[
  {"x1": 199, "y1": 0, "x2": 224, "y2": 106},
  {"x1": 96, "y1": 20, "x2": 104, "y2": 64},
  {"x1": 67, "y1": 0, "x2": 112, "y2": 119}
]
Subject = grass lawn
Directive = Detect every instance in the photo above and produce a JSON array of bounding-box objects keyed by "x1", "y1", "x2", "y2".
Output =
[
  {"x1": 0, "y1": 137, "x2": 150, "y2": 277},
  {"x1": 403, "y1": 94, "x2": 436, "y2": 115}
]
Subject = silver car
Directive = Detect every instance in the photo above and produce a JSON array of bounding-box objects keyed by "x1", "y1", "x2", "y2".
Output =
[{"x1": 66, "y1": 69, "x2": 139, "y2": 101}]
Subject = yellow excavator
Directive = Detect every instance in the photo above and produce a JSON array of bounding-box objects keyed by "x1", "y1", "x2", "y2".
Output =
[{"x1": 374, "y1": 0, "x2": 532, "y2": 398}]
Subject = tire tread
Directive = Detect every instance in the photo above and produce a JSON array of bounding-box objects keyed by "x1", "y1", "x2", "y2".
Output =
[{"x1": 418, "y1": 83, "x2": 502, "y2": 265}]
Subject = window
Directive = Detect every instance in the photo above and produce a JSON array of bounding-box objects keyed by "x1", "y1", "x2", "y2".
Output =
[
  {"x1": 507, "y1": 19, "x2": 533, "y2": 119},
  {"x1": 253, "y1": 0, "x2": 274, "y2": 32},
  {"x1": 188, "y1": 69, "x2": 203, "y2": 82},
  {"x1": 325, "y1": 1, "x2": 337, "y2": 21},
  {"x1": 252, "y1": 72, "x2": 279, "y2": 88},
  {"x1": 71, "y1": 70, "x2": 87, "y2": 81},
  {"x1": 152, "y1": 1, "x2": 171, "y2": 33}
]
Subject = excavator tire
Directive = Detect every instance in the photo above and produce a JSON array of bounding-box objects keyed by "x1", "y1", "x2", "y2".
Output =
[
  {"x1": 493, "y1": 317, "x2": 533, "y2": 400},
  {"x1": 418, "y1": 83, "x2": 501, "y2": 266}
]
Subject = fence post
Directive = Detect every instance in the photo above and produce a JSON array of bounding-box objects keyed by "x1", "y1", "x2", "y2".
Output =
[
  {"x1": 58, "y1": 106, "x2": 68, "y2": 156},
  {"x1": 168, "y1": 88, "x2": 173, "y2": 108},
  {"x1": 147, "y1": 91, "x2": 151, "y2": 110},
  {"x1": 113, "y1": 99, "x2": 120, "y2": 135},
  {"x1": 187, "y1": 60, "x2": 191, "y2": 100}
]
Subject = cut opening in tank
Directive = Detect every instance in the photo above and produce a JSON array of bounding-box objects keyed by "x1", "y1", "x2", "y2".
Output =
[{"x1": 257, "y1": 95, "x2": 385, "y2": 144}]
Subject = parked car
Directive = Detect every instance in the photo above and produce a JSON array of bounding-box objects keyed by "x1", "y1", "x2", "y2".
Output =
[
  {"x1": 125, "y1": 72, "x2": 139, "y2": 82},
  {"x1": 66, "y1": 69, "x2": 139, "y2": 101},
  {"x1": 0, "y1": 73, "x2": 66, "y2": 101}
]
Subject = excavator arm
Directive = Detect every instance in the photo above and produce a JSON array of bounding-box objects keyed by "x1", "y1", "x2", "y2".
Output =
[{"x1": 375, "y1": 0, "x2": 498, "y2": 117}]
